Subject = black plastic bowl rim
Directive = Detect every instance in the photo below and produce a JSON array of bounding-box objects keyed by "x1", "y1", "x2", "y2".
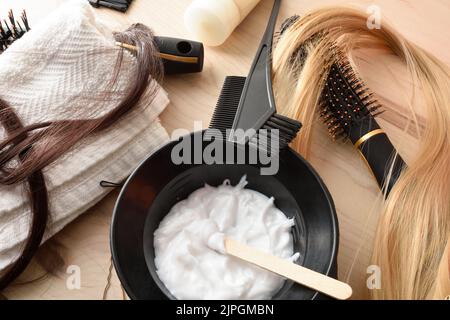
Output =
[{"x1": 111, "y1": 131, "x2": 339, "y2": 300}]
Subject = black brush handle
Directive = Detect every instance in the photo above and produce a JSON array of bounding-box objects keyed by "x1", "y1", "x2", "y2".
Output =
[
  {"x1": 89, "y1": 0, "x2": 128, "y2": 12},
  {"x1": 154, "y1": 36, "x2": 204, "y2": 75},
  {"x1": 231, "y1": 0, "x2": 281, "y2": 141},
  {"x1": 348, "y1": 117, "x2": 405, "y2": 195}
]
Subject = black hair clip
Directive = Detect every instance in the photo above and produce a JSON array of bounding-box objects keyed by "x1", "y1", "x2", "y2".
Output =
[{"x1": 88, "y1": 0, "x2": 133, "y2": 13}]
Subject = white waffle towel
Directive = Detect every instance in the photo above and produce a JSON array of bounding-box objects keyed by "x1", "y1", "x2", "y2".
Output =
[{"x1": 0, "y1": 0, "x2": 170, "y2": 270}]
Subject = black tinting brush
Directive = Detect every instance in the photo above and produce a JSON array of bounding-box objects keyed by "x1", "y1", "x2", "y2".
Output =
[
  {"x1": 208, "y1": 0, "x2": 302, "y2": 150},
  {"x1": 0, "y1": 10, "x2": 30, "y2": 54}
]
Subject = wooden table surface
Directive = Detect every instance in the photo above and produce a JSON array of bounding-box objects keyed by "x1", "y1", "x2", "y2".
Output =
[{"x1": 1, "y1": 0, "x2": 449, "y2": 300}]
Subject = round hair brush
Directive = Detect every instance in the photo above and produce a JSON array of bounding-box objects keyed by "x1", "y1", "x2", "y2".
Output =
[
  {"x1": 279, "y1": 15, "x2": 405, "y2": 195},
  {"x1": 319, "y1": 56, "x2": 405, "y2": 195}
]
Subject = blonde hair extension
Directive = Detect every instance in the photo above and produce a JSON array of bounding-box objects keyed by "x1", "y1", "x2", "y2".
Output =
[{"x1": 272, "y1": 7, "x2": 450, "y2": 299}]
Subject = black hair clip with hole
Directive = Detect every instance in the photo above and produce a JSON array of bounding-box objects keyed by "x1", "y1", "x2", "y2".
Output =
[
  {"x1": 116, "y1": 36, "x2": 204, "y2": 75},
  {"x1": 88, "y1": 0, "x2": 133, "y2": 12}
]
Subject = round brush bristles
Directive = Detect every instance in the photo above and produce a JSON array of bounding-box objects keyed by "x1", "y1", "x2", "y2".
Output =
[{"x1": 319, "y1": 56, "x2": 383, "y2": 140}]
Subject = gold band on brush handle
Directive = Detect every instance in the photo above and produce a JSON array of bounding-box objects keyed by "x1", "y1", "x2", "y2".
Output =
[
  {"x1": 353, "y1": 128, "x2": 385, "y2": 189},
  {"x1": 354, "y1": 129, "x2": 385, "y2": 149},
  {"x1": 115, "y1": 42, "x2": 199, "y2": 64}
]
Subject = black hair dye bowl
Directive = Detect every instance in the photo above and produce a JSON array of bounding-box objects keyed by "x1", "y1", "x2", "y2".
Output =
[{"x1": 111, "y1": 131, "x2": 338, "y2": 300}]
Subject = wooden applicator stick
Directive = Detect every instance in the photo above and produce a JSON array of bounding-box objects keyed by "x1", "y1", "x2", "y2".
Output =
[{"x1": 224, "y1": 237, "x2": 353, "y2": 300}]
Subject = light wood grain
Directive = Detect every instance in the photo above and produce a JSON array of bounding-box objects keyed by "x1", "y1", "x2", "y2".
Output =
[
  {"x1": 225, "y1": 237, "x2": 353, "y2": 300},
  {"x1": 1, "y1": 0, "x2": 449, "y2": 300}
]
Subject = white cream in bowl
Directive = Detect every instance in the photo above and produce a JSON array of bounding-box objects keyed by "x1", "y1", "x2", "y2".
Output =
[{"x1": 153, "y1": 176, "x2": 299, "y2": 300}]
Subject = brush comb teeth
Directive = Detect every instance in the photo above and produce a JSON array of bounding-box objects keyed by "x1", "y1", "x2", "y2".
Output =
[
  {"x1": 208, "y1": 76, "x2": 301, "y2": 149},
  {"x1": 320, "y1": 58, "x2": 383, "y2": 141},
  {"x1": 208, "y1": 76, "x2": 247, "y2": 136}
]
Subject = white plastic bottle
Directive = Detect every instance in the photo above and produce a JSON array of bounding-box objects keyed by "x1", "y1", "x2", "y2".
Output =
[{"x1": 184, "y1": 0, "x2": 262, "y2": 46}]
